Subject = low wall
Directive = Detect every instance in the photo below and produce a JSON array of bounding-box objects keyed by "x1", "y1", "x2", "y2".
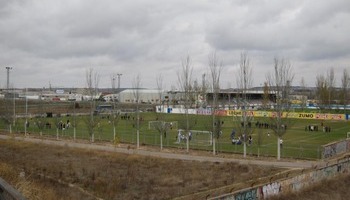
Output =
[
  {"x1": 322, "y1": 139, "x2": 350, "y2": 159},
  {"x1": 0, "y1": 177, "x2": 26, "y2": 200},
  {"x1": 212, "y1": 155, "x2": 350, "y2": 200}
]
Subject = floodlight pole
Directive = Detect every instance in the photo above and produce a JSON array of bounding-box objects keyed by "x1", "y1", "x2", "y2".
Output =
[
  {"x1": 117, "y1": 73, "x2": 122, "y2": 102},
  {"x1": 24, "y1": 88, "x2": 28, "y2": 137},
  {"x1": 117, "y1": 73, "x2": 122, "y2": 89},
  {"x1": 112, "y1": 75, "x2": 116, "y2": 141},
  {"x1": 6, "y1": 67, "x2": 12, "y2": 91}
]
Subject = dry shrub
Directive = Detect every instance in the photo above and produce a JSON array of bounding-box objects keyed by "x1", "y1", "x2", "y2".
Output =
[
  {"x1": 125, "y1": 154, "x2": 142, "y2": 163},
  {"x1": 0, "y1": 163, "x2": 57, "y2": 200}
]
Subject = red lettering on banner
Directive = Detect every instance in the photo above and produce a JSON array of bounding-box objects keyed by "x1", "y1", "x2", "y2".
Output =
[{"x1": 214, "y1": 110, "x2": 227, "y2": 116}]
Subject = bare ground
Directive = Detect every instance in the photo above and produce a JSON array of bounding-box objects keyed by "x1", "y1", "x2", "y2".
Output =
[{"x1": 0, "y1": 137, "x2": 283, "y2": 200}]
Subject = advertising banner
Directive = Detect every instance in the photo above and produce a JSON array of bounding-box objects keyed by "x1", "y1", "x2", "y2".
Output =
[{"x1": 222, "y1": 110, "x2": 346, "y2": 120}]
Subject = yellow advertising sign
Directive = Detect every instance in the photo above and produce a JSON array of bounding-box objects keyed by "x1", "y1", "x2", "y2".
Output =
[{"x1": 224, "y1": 110, "x2": 346, "y2": 120}]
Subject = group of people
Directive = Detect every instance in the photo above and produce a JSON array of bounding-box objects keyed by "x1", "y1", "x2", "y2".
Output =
[
  {"x1": 57, "y1": 120, "x2": 70, "y2": 130},
  {"x1": 230, "y1": 130, "x2": 253, "y2": 145},
  {"x1": 305, "y1": 122, "x2": 331, "y2": 133},
  {"x1": 176, "y1": 130, "x2": 192, "y2": 143}
]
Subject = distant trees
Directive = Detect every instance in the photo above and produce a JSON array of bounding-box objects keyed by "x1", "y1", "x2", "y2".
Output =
[
  {"x1": 340, "y1": 69, "x2": 350, "y2": 111},
  {"x1": 315, "y1": 67, "x2": 350, "y2": 112},
  {"x1": 315, "y1": 67, "x2": 335, "y2": 111}
]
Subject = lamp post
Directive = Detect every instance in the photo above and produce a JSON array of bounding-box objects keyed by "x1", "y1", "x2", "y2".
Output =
[
  {"x1": 117, "y1": 73, "x2": 122, "y2": 88},
  {"x1": 111, "y1": 75, "x2": 116, "y2": 141},
  {"x1": 117, "y1": 73, "x2": 122, "y2": 102},
  {"x1": 5, "y1": 67, "x2": 14, "y2": 133},
  {"x1": 5, "y1": 67, "x2": 12, "y2": 91}
]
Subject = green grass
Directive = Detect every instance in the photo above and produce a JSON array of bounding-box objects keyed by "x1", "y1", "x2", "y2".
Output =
[{"x1": 1, "y1": 112, "x2": 349, "y2": 160}]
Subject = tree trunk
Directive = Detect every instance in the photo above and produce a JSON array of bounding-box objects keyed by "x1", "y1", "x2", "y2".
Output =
[
  {"x1": 243, "y1": 141, "x2": 247, "y2": 158},
  {"x1": 277, "y1": 136, "x2": 281, "y2": 160},
  {"x1": 212, "y1": 137, "x2": 216, "y2": 155}
]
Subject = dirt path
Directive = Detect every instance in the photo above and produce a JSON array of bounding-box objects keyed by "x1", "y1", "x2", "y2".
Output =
[{"x1": 0, "y1": 134, "x2": 325, "y2": 169}]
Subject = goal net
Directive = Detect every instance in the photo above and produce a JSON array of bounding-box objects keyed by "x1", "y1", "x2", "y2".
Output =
[
  {"x1": 176, "y1": 129, "x2": 212, "y2": 146},
  {"x1": 148, "y1": 121, "x2": 178, "y2": 130}
]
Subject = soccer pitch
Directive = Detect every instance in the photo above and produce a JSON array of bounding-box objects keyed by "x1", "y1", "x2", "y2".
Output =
[{"x1": 1, "y1": 112, "x2": 349, "y2": 160}]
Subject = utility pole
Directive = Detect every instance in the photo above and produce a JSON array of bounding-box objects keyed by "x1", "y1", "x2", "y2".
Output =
[
  {"x1": 112, "y1": 75, "x2": 116, "y2": 102},
  {"x1": 117, "y1": 73, "x2": 122, "y2": 88},
  {"x1": 5, "y1": 67, "x2": 12, "y2": 91},
  {"x1": 117, "y1": 73, "x2": 122, "y2": 102}
]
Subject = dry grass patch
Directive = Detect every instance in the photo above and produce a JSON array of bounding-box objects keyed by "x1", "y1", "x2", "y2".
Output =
[{"x1": 0, "y1": 139, "x2": 282, "y2": 200}]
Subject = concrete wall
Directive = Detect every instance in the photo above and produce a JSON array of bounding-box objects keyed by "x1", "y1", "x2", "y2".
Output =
[
  {"x1": 0, "y1": 177, "x2": 26, "y2": 200},
  {"x1": 322, "y1": 139, "x2": 350, "y2": 159},
  {"x1": 212, "y1": 156, "x2": 350, "y2": 200}
]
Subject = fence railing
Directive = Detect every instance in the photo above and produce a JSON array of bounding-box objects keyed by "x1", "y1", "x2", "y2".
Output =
[{"x1": 0, "y1": 126, "x2": 322, "y2": 160}]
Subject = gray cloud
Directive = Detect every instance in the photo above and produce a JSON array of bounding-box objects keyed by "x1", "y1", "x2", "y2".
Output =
[{"x1": 0, "y1": 0, "x2": 349, "y2": 89}]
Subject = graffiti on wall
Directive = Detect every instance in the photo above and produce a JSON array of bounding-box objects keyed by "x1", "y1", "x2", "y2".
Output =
[
  {"x1": 214, "y1": 157, "x2": 350, "y2": 200},
  {"x1": 234, "y1": 189, "x2": 258, "y2": 200},
  {"x1": 260, "y1": 182, "x2": 281, "y2": 199},
  {"x1": 322, "y1": 140, "x2": 350, "y2": 159}
]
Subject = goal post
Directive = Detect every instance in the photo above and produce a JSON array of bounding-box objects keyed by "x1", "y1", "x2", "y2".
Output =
[{"x1": 176, "y1": 129, "x2": 213, "y2": 146}]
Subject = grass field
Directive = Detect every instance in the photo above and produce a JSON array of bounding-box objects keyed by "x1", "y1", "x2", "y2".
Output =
[{"x1": 1, "y1": 111, "x2": 349, "y2": 160}]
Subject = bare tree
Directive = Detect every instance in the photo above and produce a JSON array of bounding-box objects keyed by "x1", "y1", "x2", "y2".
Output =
[
  {"x1": 85, "y1": 68, "x2": 100, "y2": 143},
  {"x1": 133, "y1": 74, "x2": 142, "y2": 149},
  {"x1": 208, "y1": 52, "x2": 223, "y2": 155},
  {"x1": 315, "y1": 74, "x2": 327, "y2": 111},
  {"x1": 266, "y1": 57, "x2": 294, "y2": 160},
  {"x1": 201, "y1": 73, "x2": 209, "y2": 108},
  {"x1": 300, "y1": 77, "x2": 308, "y2": 110},
  {"x1": 151, "y1": 121, "x2": 171, "y2": 150},
  {"x1": 177, "y1": 55, "x2": 194, "y2": 152},
  {"x1": 33, "y1": 89, "x2": 47, "y2": 137},
  {"x1": 315, "y1": 68, "x2": 335, "y2": 112},
  {"x1": 110, "y1": 74, "x2": 120, "y2": 144},
  {"x1": 262, "y1": 82, "x2": 270, "y2": 110},
  {"x1": 155, "y1": 73, "x2": 167, "y2": 150},
  {"x1": 234, "y1": 52, "x2": 254, "y2": 158},
  {"x1": 327, "y1": 67, "x2": 335, "y2": 109},
  {"x1": 156, "y1": 73, "x2": 164, "y2": 111},
  {"x1": 341, "y1": 69, "x2": 350, "y2": 112}
]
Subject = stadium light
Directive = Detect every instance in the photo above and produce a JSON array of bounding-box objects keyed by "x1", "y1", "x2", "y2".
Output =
[{"x1": 5, "y1": 67, "x2": 12, "y2": 91}]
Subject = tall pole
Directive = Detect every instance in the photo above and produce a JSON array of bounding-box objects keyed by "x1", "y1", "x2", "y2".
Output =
[
  {"x1": 111, "y1": 75, "x2": 116, "y2": 141},
  {"x1": 117, "y1": 73, "x2": 122, "y2": 102},
  {"x1": 6, "y1": 67, "x2": 12, "y2": 91},
  {"x1": 25, "y1": 88, "x2": 28, "y2": 137},
  {"x1": 13, "y1": 87, "x2": 16, "y2": 128},
  {"x1": 117, "y1": 73, "x2": 122, "y2": 89}
]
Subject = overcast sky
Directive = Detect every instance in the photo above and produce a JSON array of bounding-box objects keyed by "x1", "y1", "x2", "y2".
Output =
[{"x1": 1, "y1": 0, "x2": 349, "y2": 90}]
